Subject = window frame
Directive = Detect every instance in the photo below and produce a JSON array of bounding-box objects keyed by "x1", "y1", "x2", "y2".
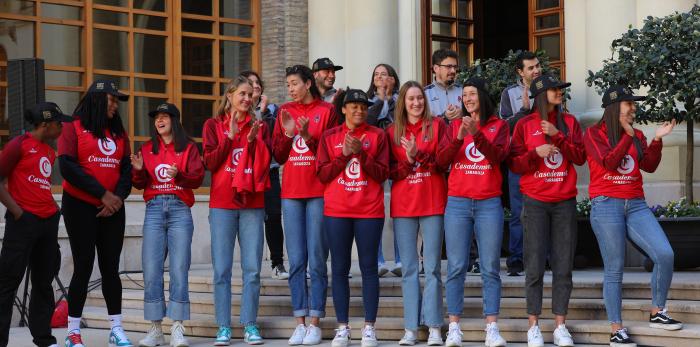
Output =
[
  {"x1": 528, "y1": 0, "x2": 565, "y2": 79},
  {"x1": 0, "y1": 0, "x2": 262, "y2": 194}
]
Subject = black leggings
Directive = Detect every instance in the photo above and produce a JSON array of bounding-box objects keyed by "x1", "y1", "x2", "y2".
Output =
[{"x1": 62, "y1": 192, "x2": 125, "y2": 317}]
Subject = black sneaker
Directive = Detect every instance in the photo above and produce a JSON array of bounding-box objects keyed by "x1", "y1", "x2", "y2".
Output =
[
  {"x1": 507, "y1": 260, "x2": 524, "y2": 276},
  {"x1": 610, "y1": 328, "x2": 636, "y2": 347},
  {"x1": 467, "y1": 261, "x2": 480, "y2": 276},
  {"x1": 649, "y1": 309, "x2": 683, "y2": 330}
]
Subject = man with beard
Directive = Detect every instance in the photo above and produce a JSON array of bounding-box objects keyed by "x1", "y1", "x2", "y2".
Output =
[
  {"x1": 425, "y1": 49, "x2": 463, "y2": 123},
  {"x1": 312, "y1": 57, "x2": 343, "y2": 104}
]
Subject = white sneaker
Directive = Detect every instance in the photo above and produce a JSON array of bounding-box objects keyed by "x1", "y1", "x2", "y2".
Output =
[
  {"x1": 302, "y1": 325, "x2": 322, "y2": 345},
  {"x1": 553, "y1": 324, "x2": 574, "y2": 346},
  {"x1": 527, "y1": 325, "x2": 544, "y2": 347},
  {"x1": 427, "y1": 327, "x2": 443, "y2": 346},
  {"x1": 361, "y1": 325, "x2": 378, "y2": 347},
  {"x1": 48, "y1": 345, "x2": 59, "y2": 347},
  {"x1": 332, "y1": 326, "x2": 351, "y2": 347},
  {"x1": 169, "y1": 322, "x2": 189, "y2": 347},
  {"x1": 445, "y1": 322, "x2": 462, "y2": 347},
  {"x1": 139, "y1": 323, "x2": 165, "y2": 347},
  {"x1": 484, "y1": 322, "x2": 506, "y2": 347},
  {"x1": 289, "y1": 324, "x2": 307, "y2": 345},
  {"x1": 399, "y1": 329, "x2": 417, "y2": 345},
  {"x1": 272, "y1": 264, "x2": 290, "y2": 280}
]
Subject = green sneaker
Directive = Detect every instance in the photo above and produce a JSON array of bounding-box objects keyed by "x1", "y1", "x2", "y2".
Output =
[
  {"x1": 214, "y1": 326, "x2": 232, "y2": 346},
  {"x1": 244, "y1": 325, "x2": 264, "y2": 345}
]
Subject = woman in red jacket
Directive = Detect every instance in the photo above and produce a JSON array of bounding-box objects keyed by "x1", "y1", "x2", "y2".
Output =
[
  {"x1": 272, "y1": 64, "x2": 337, "y2": 345},
  {"x1": 585, "y1": 85, "x2": 680, "y2": 346},
  {"x1": 203, "y1": 76, "x2": 270, "y2": 346},
  {"x1": 131, "y1": 103, "x2": 204, "y2": 347},
  {"x1": 317, "y1": 89, "x2": 389, "y2": 347},
  {"x1": 436, "y1": 77, "x2": 509, "y2": 347},
  {"x1": 509, "y1": 74, "x2": 585, "y2": 347},
  {"x1": 387, "y1": 81, "x2": 448, "y2": 345},
  {"x1": 57, "y1": 80, "x2": 133, "y2": 347}
]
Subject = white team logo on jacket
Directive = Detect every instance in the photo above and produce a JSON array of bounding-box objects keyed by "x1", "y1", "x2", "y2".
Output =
[
  {"x1": 292, "y1": 135, "x2": 309, "y2": 154},
  {"x1": 465, "y1": 142, "x2": 485, "y2": 162},
  {"x1": 39, "y1": 157, "x2": 52, "y2": 178},
  {"x1": 98, "y1": 138, "x2": 117, "y2": 156},
  {"x1": 155, "y1": 164, "x2": 172, "y2": 183},
  {"x1": 231, "y1": 148, "x2": 244, "y2": 166},
  {"x1": 345, "y1": 158, "x2": 361, "y2": 179},
  {"x1": 617, "y1": 154, "x2": 635, "y2": 175},
  {"x1": 544, "y1": 152, "x2": 563, "y2": 170}
]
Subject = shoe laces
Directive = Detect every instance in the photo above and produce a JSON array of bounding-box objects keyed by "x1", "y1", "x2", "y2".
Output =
[
  {"x1": 147, "y1": 323, "x2": 162, "y2": 335},
  {"x1": 615, "y1": 328, "x2": 630, "y2": 339},
  {"x1": 293, "y1": 324, "x2": 306, "y2": 337},
  {"x1": 245, "y1": 325, "x2": 261, "y2": 337},
  {"x1": 67, "y1": 332, "x2": 83, "y2": 344},
  {"x1": 485, "y1": 323, "x2": 500, "y2": 339},
  {"x1": 217, "y1": 327, "x2": 231, "y2": 338},
  {"x1": 657, "y1": 308, "x2": 672, "y2": 319},
  {"x1": 112, "y1": 326, "x2": 129, "y2": 340},
  {"x1": 335, "y1": 326, "x2": 350, "y2": 338},
  {"x1": 529, "y1": 325, "x2": 542, "y2": 339},
  {"x1": 171, "y1": 323, "x2": 185, "y2": 338},
  {"x1": 403, "y1": 329, "x2": 416, "y2": 340},
  {"x1": 447, "y1": 325, "x2": 462, "y2": 339},
  {"x1": 362, "y1": 325, "x2": 376, "y2": 339},
  {"x1": 428, "y1": 328, "x2": 441, "y2": 340}
]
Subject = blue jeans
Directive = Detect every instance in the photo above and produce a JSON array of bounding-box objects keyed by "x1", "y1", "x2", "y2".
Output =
[
  {"x1": 142, "y1": 195, "x2": 194, "y2": 321},
  {"x1": 281, "y1": 198, "x2": 328, "y2": 318},
  {"x1": 324, "y1": 217, "x2": 383, "y2": 323},
  {"x1": 507, "y1": 170, "x2": 523, "y2": 266},
  {"x1": 377, "y1": 229, "x2": 401, "y2": 266},
  {"x1": 394, "y1": 216, "x2": 444, "y2": 329},
  {"x1": 444, "y1": 196, "x2": 503, "y2": 316},
  {"x1": 590, "y1": 196, "x2": 674, "y2": 323},
  {"x1": 209, "y1": 208, "x2": 265, "y2": 326}
]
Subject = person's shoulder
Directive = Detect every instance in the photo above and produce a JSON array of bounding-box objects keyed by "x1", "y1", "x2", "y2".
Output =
[
  {"x1": 424, "y1": 83, "x2": 436, "y2": 91},
  {"x1": 562, "y1": 112, "x2": 581, "y2": 124},
  {"x1": 502, "y1": 84, "x2": 519, "y2": 94}
]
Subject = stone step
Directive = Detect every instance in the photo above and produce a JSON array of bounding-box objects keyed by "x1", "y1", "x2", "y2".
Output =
[
  {"x1": 118, "y1": 269, "x2": 700, "y2": 301},
  {"x1": 80, "y1": 306, "x2": 700, "y2": 346},
  {"x1": 87, "y1": 289, "x2": 700, "y2": 324}
]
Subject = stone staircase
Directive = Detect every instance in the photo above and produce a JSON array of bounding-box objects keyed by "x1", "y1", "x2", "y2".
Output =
[{"x1": 81, "y1": 262, "x2": 700, "y2": 346}]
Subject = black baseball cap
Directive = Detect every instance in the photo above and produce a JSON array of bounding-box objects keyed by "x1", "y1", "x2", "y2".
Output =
[
  {"x1": 463, "y1": 77, "x2": 489, "y2": 94},
  {"x1": 601, "y1": 85, "x2": 646, "y2": 108},
  {"x1": 148, "y1": 103, "x2": 181, "y2": 119},
  {"x1": 312, "y1": 57, "x2": 343, "y2": 72},
  {"x1": 343, "y1": 89, "x2": 373, "y2": 106},
  {"x1": 529, "y1": 74, "x2": 571, "y2": 99},
  {"x1": 24, "y1": 102, "x2": 73, "y2": 125},
  {"x1": 87, "y1": 79, "x2": 129, "y2": 101}
]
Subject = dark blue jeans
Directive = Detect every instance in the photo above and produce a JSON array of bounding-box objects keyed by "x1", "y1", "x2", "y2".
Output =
[
  {"x1": 324, "y1": 216, "x2": 383, "y2": 323},
  {"x1": 507, "y1": 170, "x2": 524, "y2": 267}
]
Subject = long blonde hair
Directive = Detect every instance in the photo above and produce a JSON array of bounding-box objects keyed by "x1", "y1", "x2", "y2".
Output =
[
  {"x1": 215, "y1": 76, "x2": 255, "y2": 120},
  {"x1": 393, "y1": 81, "x2": 433, "y2": 146}
]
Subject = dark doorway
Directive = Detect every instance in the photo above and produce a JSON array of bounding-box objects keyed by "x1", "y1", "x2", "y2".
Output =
[{"x1": 475, "y1": 0, "x2": 529, "y2": 60}]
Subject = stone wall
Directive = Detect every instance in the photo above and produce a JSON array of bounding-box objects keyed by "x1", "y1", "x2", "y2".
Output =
[{"x1": 260, "y1": 0, "x2": 309, "y2": 106}]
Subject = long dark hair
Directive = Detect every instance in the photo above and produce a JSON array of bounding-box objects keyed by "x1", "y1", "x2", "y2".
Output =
[
  {"x1": 150, "y1": 114, "x2": 193, "y2": 154},
  {"x1": 600, "y1": 102, "x2": 643, "y2": 160},
  {"x1": 286, "y1": 65, "x2": 321, "y2": 100},
  {"x1": 333, "y1": 88, "x2": 348, "y2": 125},
  {"x1": 461, "y1": 87, "x2": 495, "y2": 127},
  {"x1": 533, "y1": 91, "x2": 569, "y2": 137},
  {"x1": 73, "y1": 92, "x2": 126, "y2": 139},
  {"x1": 367, "y1": 64, "x2": 400, "y2": 99}
]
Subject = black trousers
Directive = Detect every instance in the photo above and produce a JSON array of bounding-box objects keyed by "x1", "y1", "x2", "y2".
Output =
[
  {"x1": 0, "y1": 211, "x2": 59, "y2": 347},
  {"x1": 62, "y1": 192, "x2": 125, "y2": 317},
  {"x1": 264, "y1": 167, "x2": 284, "y2": 267}
]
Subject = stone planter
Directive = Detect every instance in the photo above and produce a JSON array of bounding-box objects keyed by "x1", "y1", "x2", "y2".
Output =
[{"x1": 639, "y1": 217, "x2": 700, "y2": 271}]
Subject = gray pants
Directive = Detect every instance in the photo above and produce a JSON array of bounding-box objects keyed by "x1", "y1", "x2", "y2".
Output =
[{"x1": 522, "y1": 195, "x2": 577, "y2": 316}]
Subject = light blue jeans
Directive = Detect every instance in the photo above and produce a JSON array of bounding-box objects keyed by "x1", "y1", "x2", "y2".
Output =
[
  {"x1": 394, "y1": 215, "x2": 444, "y2": 329},
  {"x1": 590, "y1": 196, "x2": 674, "y2": 323},
  {"x1": 209, "y1": 208, "x2": 265, "y2": 326},
  {"x1": 142, "y1": 195, "x2": 193, "y2": 321},
  {"x1": 444, "y1": 196, "x2": 503, "y2": 316},
  {"x1": 281, "y1": 198, "x2": 328, "y2": 318}
]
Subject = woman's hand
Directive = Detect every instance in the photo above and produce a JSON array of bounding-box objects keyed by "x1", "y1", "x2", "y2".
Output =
[
  {"x1": 655, "y1": 119, "x2": 677, "y2": 141},
  {"x1": 247, "y1": 120, "x2": 262, "y2": 143},
  {"x1": 130, "y1": 151, "x2": 143, "y2": 171}
]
